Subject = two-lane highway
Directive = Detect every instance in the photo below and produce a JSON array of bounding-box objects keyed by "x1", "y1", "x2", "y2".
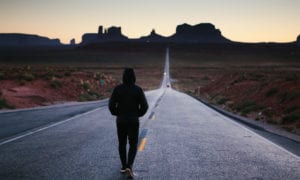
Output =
[{"x1": 0, "y1": 48, "x2": 299, "y2": 179}]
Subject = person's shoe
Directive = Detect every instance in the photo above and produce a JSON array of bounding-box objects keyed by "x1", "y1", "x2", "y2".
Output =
[
  {"x1": 125, "y1": 168, "x2": 134, "y2": 179},
  {"x1": 120, "y1": 166, "x2": 126, "y2": 173}
]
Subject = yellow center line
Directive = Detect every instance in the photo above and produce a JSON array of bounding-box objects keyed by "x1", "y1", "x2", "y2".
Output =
[
  {"x1": 151, "y1": 115, "x2": 156, "y2": 120},
  {"x1": 138, "y1": 138, "x2": 147, "y2": 151}
]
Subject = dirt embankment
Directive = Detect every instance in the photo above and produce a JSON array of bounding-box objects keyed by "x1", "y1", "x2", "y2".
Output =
[
  {"x1": 172, "y1": 68, "x2": 300, "y2": 135},
  {"x1": 0, "y1": 65, "x2": 163, "y2": 110},
  {"x1": 0, "y1": 66, "x2": 117, "y2": 109}
]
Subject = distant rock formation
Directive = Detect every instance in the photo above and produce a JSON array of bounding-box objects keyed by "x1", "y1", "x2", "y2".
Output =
[
  {"x1": 81, "y1": 26, "x2": 128, "y2": 44},
  {"x1": 0, "y1": 33, "x2": 61, "y2": 46},
  {"x1": 169, "y1": 23, "x2": 231, "y2": 43},
  {"x1": 139, "y1": 29, "x2": 167, "y2": 42},
  {"x1": 297, "y1": 35, "x2": 300, "y2": 45},
  {"x1": 81, "y1": 33, "x2": 98, "y2": 44},
  {"x1": 80, "y1": 23, "x2": 232, "y2": 45},
  {"x1": 70, "y1": 38, "x2": 76, "y2": 45}
]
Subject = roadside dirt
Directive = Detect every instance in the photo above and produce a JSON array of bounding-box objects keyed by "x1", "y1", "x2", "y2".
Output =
[
  {"x1": 0, "y1": 65, "x2": 162, "y2": 109},
  {"x1": 172, "y1": 67, "x2": 300, "y2": 135},
  {"x1": 0, "y1": 67, "x2": 116, "y2": 109}
]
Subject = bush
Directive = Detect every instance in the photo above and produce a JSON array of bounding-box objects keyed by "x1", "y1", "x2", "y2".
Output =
[
  {"x1": 78, "y1": 91, "x2": 102, "y2": 102},
  {"x1": 90, "y1": 91, "x2": 103, "y2": 98},
  {"x1": 284, "y1": 106, "x2": 299, "y2": 114},
  {"x1": 64, "y1": 71, "x2": 71, "y2": 77},
  {"x1": 284, "y1": 74, "x2": 298, "y2": 81},
  {"x1": 18, "y1": 79, "x2": 26, "y2": 86},
  {"x1": 54, "y1": 74, "x2": 64, "y2": 78},
  {"x1": 43, "y1": 73, "x2": 54, "y2": 80},
  {"x1": 231, "y1": 73, "x2": 264, "y2": 85},
  {"x1": 234, "y1": 100, "x2": 256, "y2": 111},
  {"x1": 217, "y1": 97, "x2": 229, "y2": 105},
  {"x1": 248, "y1": 73, "x2": 264, "y2": 81},
  {"x1": 40, "y1": 68, "x2": 55, "y2": 80},
  {"x1": 201, "y1": 76, "x2": 210, "y2": 81},
  {"x1": 280, "y1": 91, "x2": 300, "y2": 103},
  {"x1": 233, "y1": 100, "x2": 265, "y2": 116},
  {"x1": 106, "y1": 89, "x2": 113, "y2": 93},
  {"x1": 0, "y1": 72, "x2": 6, "y2": 80},
  {"x1": 281, "y1": 113, "x2": 299, "y2": 124},
  {"x1": 50, "y1": 80, "x2": 63, "y2": 89},
  {"x1": 20, "y1": 72, "x2": 35, "y2": 81},
  {"x1": 94, "y1": 73, "x2": 102, "y2": 80},
  {"x1": 79, "y1": 94, "x2": 94, "y2": 101},
  {"x1": 0, "y1": 98, "x2": 15, "y2": 109},
  {"x1": 81, "y1": 82, "x2": 91, "y2": 91},
  {"x1": 265, "y1": 88, "x2": 278, "y2": 97}
]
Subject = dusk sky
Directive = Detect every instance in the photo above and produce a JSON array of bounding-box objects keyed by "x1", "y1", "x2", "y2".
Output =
[{"x1": 1, "y1": 0, "x2": 299, "y2": 44}]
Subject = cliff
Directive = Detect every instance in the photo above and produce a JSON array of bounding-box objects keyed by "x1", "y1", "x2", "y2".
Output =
[
  {"x1": 81, "y1": 23, "x2": 232, "y2": 45},
  {"x1": 169, "y1": 23, "x2": 231, "y2": 43},
  {"x1": 81, "y1": 26, "x2": 128, "y2": 44},
  {"x1": 0, "y1": 33, "x2": 61, "y2": 46},
  {"x1": 139, "y1": 29, "x2": 167, "y2": 43}
]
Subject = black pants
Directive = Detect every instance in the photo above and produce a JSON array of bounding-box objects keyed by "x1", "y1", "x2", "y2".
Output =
[{"x1": 116, "y1": 121, "x2": 139, "y2": 169}]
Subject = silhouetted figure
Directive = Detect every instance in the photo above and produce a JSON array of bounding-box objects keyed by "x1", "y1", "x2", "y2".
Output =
[{"x1": 109, "y1": 68, "x2": 148, "y2": 179}]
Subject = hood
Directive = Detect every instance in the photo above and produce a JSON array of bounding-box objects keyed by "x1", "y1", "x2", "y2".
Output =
[{"x1": 122, "y1": 68, "x2": 136, "y2": 85}]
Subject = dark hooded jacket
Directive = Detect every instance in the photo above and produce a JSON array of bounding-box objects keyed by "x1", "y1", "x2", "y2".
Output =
[{"x1": 109, "y1": 68, "x2": 148, "y2": 122}]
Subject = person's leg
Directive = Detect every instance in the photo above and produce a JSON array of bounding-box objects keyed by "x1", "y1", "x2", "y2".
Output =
[
  {"x1": 127, "y1": 122, "x2": 139, "y2": 169},
  {"x1": 117, "y1": 122, "x2": 128, "y2": 168}
]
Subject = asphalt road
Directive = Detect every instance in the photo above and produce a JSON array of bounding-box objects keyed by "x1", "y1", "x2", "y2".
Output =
[
  {"x1": 135, "y1": 89, "x2": 300, "y2": 179},
  {"x1": 0, "y1": 48, "x2": 299, "y2": 179},
  {"x1": 0, "y1": 101, "x2": 105, "y2": 141}
]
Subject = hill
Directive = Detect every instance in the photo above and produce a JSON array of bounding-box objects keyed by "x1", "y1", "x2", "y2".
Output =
[{"x1": 0, "y1": 33, "x2": 61, "y2": 46}]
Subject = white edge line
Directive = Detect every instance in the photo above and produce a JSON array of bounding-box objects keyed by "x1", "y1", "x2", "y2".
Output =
[
  {"x1": 0, "y1": 107, "x2": 103, "y2": 146},
  {"x1": 176, "y1": 90, "x2": 300, "y2": 160},
  {"x1": 0, "y1": 90, "x2": 160, "y2": 147},
  {"x1": 0, "y1": 90, "x2": 156, "y2": 114},
  {"x1": 201, "y1": 102, "x2": 300, "y2": 160},
  {"x1": 0, "y1": 100, "x2": 108, "y2": 114},
  {"x1": 228, "y1": 116, "x2": 300, "y2": 159}
]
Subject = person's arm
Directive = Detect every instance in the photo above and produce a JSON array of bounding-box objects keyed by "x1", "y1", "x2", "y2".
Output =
[
  {"x1": 109, "y1": 88, "x2": 119, "y2": 116},
  {"x1": 138, "y1": 89, "x2": 148, "y2": 117}
]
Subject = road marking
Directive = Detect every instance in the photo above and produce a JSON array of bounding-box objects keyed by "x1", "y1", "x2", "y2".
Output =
[
  {"x1": 0, "y1": 100, "x2": 107, "y2": 114},
  {"x1": 148, "y1": 112, "x2": 155, "y2": 120},
  {"x1": 138, "y1": 129, "x2": 148, "y2": 152},
  {"x1": 217, "y1": 112, "x2": 300, "y2": 159},
  {"x1": 138, "y1": 138, "x2": 147, "y2": 151},
  {"x1": 139, "y1": 129, "x2": 148, "y2": 139},
  {"x1": 0, "y1": 107, "x2": 103, "y2": 146},
  {"x1": 137, "y1": 48, "x2": 169, "y2": 153},
  {"x1": 151, "y1": 115, "x2": 156, "y2": 120}
]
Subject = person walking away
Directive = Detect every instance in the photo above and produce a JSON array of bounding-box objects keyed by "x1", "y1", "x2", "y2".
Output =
[{"x1": 109, "y1": 68, "x2": 148, "y2": 179}]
